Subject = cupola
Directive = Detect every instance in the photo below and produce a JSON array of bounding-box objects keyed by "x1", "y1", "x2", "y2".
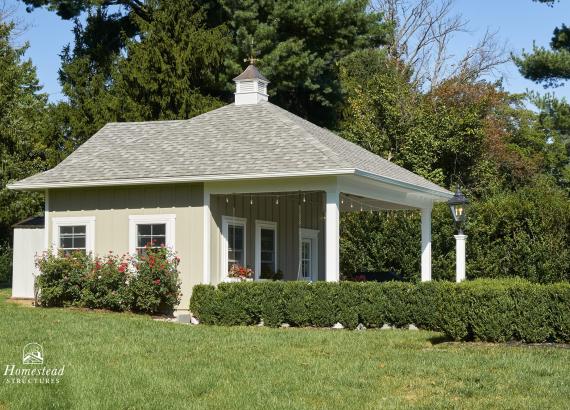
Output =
[{"x1": 233, "y1": 65, "x2": 269, "y2": 105}]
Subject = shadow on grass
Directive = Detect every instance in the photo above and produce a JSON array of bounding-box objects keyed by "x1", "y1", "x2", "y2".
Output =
[{"x1": 428, "y1": 334, "x2": 453, "y2": 345}]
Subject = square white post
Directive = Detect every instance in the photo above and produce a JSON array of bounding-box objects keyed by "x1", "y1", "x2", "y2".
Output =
[
  {"x1": 421, "y1": 206, "x2": 432, "y2": 282},
  {"x1": 455, "y1": 234, "x2": 467, "y2": 282},
  {"x1": 325, "y1": 188, "x2": 340, "y2": 282}
]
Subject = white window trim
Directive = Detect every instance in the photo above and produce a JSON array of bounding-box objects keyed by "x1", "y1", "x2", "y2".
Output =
[
  {"x1": 255, "y1": 220, "x2": 278, "y2": 280},
  {"x1": 221, "y1": 215, "x2": 247, "y2": 282},
  {"x1": 52, "y1": 216, "x2": 96, "y2": 255},
  {"x1": 128, "y1": 214, "x2": 176, "y2": 255},
  {"x1": 299, "y1": 228, "x2": 319, "y2": 281}
]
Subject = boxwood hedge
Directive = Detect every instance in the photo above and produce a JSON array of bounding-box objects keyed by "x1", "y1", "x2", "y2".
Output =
[{"x1": 189, "y1": 279, "x2": 570, "y2": 343}]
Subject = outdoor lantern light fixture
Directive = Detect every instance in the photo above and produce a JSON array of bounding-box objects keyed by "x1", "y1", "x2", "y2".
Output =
[
  {"x1": 447, "y1": 186, "x2": 469, "y2": 234},
  {"x1": 448, "y1": 186, "x2": 469, "y2": 283}
]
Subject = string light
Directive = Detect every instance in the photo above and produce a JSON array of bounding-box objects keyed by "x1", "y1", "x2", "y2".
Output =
[
  {"x1": 275, "y1": 198, "x2": 279, "y2": 205},
  {"x1": 302, "y1": 194, "x2": 306, "y2": 203},
  {"x1": 250, "y1": 196, "x2": 253, "y2": 206},
  {"x1": 225, "y1": 196, "x2": 229, "y2": 204}
]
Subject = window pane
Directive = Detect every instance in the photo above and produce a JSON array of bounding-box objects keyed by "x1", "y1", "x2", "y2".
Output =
[
  {"x1": 138, "y1": 236, "x2": 153, "y2": 248},
  {"x1": 73, "y1": 236, "x2": 86, "y2": 249},
  {"x1": 261, "y1": 261, "x2": 273, "y2": 274},
  {"x1": 260, "y1": 229, "x2": 274, "y2": 251},
  {"x1": 137, "y1": 224, "x2": 152, "y2": 236},
  {"x1": 60, "y1": 237, "x2": 74, "y2": 249},
  {"x1": 152, "y1": 224, "x2": 166, "y2": 236},
  {"x1": 73, "y1": 225, "x2": 86, "y2": 234},
  {"x1": 261, "y1": 251, "x2": 274, "y2": 263},
  {"x1": 60, "y1": 226, "x2": 73, "y2": 235},
  {"x1": 153, "y1": 236, "x2": 166, "y2": 247}
]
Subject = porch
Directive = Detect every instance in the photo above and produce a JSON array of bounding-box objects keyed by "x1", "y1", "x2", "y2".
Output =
[{"x1": 203, "y1": 174, "x2": 447, "y2": 284}]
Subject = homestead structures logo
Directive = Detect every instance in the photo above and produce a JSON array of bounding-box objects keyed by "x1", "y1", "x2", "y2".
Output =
[
  {"x1": 22, "y1": 343, "x2": 43, "y2": 364},
  {"x1": 4, "y1": 343, "x2": 65, "y2": 384}
]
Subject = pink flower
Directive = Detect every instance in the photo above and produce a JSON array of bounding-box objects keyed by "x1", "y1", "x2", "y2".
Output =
[{"x1": 153, "y1": 279, "x2": 161, "y2": 285}]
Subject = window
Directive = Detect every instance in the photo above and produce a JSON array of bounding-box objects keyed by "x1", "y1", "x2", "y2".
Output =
[
  {"x1": 299, "y1": 228, "x2": 319, "y2": 281},
  {"x1": 227, "y1": 224, "x2": 245, "y2": 270},
  {"x1": 221, "y1": 216, "x2": 247, "y2": 280},
  {"x1": 128, "y1": 214, "x2": 175, "y2": 255},
  {"x1": 301, "y1": 239, "x2": 312, "y2": 280},
  {"x1": 52, "y1": 217, "x2": 95, "y2": 255},
  {"x1": 255, "y1": 220, "x2": 277, "y2": 279},
  {"x1": 59, "y1": 225, "x2": 86, "y2": 255},
  {"x1": 136, "y1": 223, "x2": 166, "y2": 254}
]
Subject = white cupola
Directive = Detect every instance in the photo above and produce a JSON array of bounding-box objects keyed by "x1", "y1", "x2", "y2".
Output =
[{"x1": 233, "y1": 65, "x2": 269, "y2": 105}]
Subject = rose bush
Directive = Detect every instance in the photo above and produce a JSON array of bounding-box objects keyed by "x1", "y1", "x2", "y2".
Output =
[{"x1": 35, "y1": 245, "x2": 181, "y2": 314}]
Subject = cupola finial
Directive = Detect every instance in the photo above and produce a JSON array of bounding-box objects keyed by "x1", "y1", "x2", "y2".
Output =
[{"x1": 233, "y1": 37, "x2": 269, "y2": 105}]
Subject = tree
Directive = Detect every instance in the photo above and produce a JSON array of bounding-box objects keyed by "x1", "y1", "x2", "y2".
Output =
[
  {"x1": 0, "y1": 20, "x2": 55, "y2": 244},
  {"x1": 26, "y1": 0, "x2": 389, "y2": 129},
  {"x1": 372, "y1": 0, "x2": 509, "y2": 89},
  {"x1": 513, "y1": 0, "x2": 570, "y2": 87}
]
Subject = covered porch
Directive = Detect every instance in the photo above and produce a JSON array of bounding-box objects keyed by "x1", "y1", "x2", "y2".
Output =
[{"x1": 203, "y1": 174, "x2": 448, "y2": 284}]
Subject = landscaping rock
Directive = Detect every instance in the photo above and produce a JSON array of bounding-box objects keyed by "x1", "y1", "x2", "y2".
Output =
[
  {"x1": 280, "y1": 323, "x2": 290, "y2": 328},
  {"x1": 190, "y1": 316, "x2": 200, "y2": 325},
  {"x1": 381, "y1": 324, "x2": 392, "y2": 330},
  {"x1": 332, "y1": 322, "x2": 344, "y2": 329},
  {"x1": 409, "y1": 324, "x2": 418, "y2": 331},
  {"x1": 355, "y1": 323, "x2": 366, "y2": 331},
  {"x1": 257, "y1": 319, "x2": 264, "y2": 327}
]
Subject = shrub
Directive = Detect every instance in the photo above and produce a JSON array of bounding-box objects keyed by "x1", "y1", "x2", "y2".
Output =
[
  {"x1": 0, "y1": 244, "x2": 12, "y2": 285},
  {"x1": 35, "y1": 245, "x2": 181, "y2": 314},
  {"x1": 128, "y1": 247, "x2": 181, "y2": 314},
  {"x1": 36, "y1": 251, "x2": 90, "y2": 307},
  {"x1": 79, "y1": 254, "x2": 130, "y2": 311},
  {"x1": 189, "y1": 279, "x2": 570, "y2": 343}
]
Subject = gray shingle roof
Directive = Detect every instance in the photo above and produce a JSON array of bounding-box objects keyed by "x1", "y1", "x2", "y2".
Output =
[{"x1": 9, "y1": 102, "x2": 450, "y2": 196}]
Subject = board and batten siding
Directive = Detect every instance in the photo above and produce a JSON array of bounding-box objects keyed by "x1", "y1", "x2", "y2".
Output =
[
  {"x1": 47, "y1": 183, "x2": 206, "y2": 310},
  {"x1": 209, "y1": 192, "x2": 325, "y2": 283}
]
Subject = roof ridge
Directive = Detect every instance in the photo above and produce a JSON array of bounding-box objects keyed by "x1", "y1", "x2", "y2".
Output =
[{"x1": 264, "y1": 103, "x2": 354, "y2": 169}]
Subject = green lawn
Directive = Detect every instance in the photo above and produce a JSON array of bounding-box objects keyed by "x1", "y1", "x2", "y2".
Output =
[{"x1": 0, "y1": 288, "x2": 569, "y2": 410}]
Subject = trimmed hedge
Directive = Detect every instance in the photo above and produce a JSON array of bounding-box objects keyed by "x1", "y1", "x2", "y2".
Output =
[{"x1": 189, "y1": 279, "x2": 570, "y2": 343}]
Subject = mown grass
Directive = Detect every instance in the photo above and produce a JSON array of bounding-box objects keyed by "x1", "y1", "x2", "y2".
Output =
[{"x1": 0, "y1": 287, "x2": 569, "y2": 410}]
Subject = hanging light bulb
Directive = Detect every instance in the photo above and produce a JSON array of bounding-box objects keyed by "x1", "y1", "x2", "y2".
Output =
[
  {"x1": 360, "y1": 205, "x2": 363, "y2": 212},
  {"x1": 225, "y1": 196, "x2": 229, "y2": 204},
  {"x1": 350, "y1": 201, "x2": 354, "y2": 209},
  {"x1": 303, "y1": 194, "x2": 306, "y2": 203},
  {"x1": 341, "y1": 198, "x2": 344, "y2": 205},
  {"x1": 275, "y1": 197, "x2": 279, "y2": 205},
  {"x1": 250, "y1": 196, "x2": 253, "y2": 206}
]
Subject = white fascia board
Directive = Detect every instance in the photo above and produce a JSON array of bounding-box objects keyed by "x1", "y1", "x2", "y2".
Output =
[
  {"x1": 354, "y1": 169, "x2": 453, "y2": 201},
  {"x1": 7, "y1": 168, "x2": 356, "y2": 191}
]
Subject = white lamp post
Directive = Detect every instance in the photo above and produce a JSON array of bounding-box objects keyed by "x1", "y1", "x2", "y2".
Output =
[{"x1": 447, "y1": 187, "x2": 469, "y2": 282}]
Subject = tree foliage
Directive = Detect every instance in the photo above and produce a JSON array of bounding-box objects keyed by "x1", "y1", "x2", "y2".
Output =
[
  {"x1": 514, "y1": 2, "x2": 570, "y2": 86},
  {"x1": 0, "y1": 21, "x2": 57, "y2": 243}
]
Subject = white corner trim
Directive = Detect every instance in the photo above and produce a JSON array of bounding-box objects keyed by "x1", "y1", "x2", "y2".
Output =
[
  {"x1": 255, "y1": 220, "x2": 278, "y2": 279},
  {"x1": 221, "y1": 215, "x2": 247, "y2": 282},
  {"x1": 51, "y1": 216, "x2": 96, "y2": 254},
  {"x1": 299, "y1": 228, "x2": 319, "y2": 282},
  {"x1": 128, "y1": 214, "x2": 176, "y2": 255},
  {"x1": 203, "y1": 188, "x2": 211, "y2": 284},
  {"x1": 44, "y1": 189, "x2": 49, "y2": 251}
]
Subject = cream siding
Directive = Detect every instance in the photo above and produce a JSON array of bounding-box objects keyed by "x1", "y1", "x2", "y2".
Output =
[{"x1": 47, "y1": 184, "x2": 205, "y2": 310}]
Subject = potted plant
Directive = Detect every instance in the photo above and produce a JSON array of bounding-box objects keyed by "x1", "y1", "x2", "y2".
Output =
[{"x1": 226, "y1": 264, "x2": 254, "y2": 282}]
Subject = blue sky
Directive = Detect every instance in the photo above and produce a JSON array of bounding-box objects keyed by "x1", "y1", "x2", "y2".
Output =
[{"x1": 7, "y1": 0, "x2": 570, "y2": 102}]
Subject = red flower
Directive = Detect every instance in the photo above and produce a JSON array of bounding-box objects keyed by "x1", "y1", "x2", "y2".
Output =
[
  {"x1": 153, "y1": 279, "x2": 161, "y2": 285},
  {"x1": 118, "y1": 263, "x2": 127, "y2": 273}
]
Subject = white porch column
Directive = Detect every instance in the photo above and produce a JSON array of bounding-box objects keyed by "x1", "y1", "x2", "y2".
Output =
[
  {"x1": 455, "y1": 234, "x2": 467, "y2": 282},
  {"x1": 420, "y1": 206, "x2": 432, "y2": 282},
  {"x1": 325, "y1": 188, "x2": 340, "y2": 281}
]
